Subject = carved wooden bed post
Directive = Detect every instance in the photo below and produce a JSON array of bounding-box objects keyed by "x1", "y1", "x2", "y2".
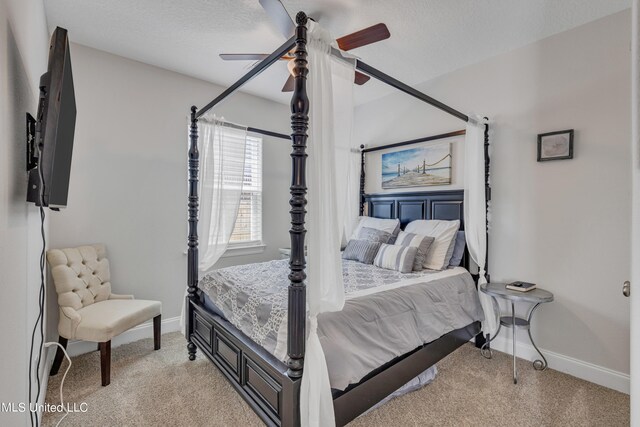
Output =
[
  {"x1": 287, "y1": 11, "x2": 309, "y2": 380},
  {"x1": 359, "y1": 144, "x2": 366, "y2": 216},
  {"x1": 187, "y1": 105, "x2": 199, "y2": 361},
  {"x1": 484, "y1": 120, "x2": 490, "y2": 283},
  {"x1": 473, "y1": 119, "x2": 491, "y2": 349}
]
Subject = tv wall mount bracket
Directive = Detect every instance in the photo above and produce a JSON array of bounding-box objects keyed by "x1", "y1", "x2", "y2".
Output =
[{"x1": 26, "y1": 112, "x2": 37, "y2": 171}]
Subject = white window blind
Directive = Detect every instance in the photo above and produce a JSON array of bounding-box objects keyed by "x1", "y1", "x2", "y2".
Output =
[{"x1": 229, "y1": 135, "x2": 263, "y2": 246}]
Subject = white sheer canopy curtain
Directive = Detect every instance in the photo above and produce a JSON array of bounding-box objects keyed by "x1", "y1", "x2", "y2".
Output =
[
  {"x1": 197, "y1": 115, "x2": 248, "y2": 274},
  {"x1": 300, "y1": 20, "x2": 356, "y2": 427},
  {"x1": 180, "y1": 115, "x2": 247, "y2": 331},
  {"x1": 464, "y1": 115, "x2": 497, "y2": 337}
]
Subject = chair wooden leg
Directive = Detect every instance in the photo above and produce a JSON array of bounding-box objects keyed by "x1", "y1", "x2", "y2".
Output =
[
  {"x1": 50, "y1": 336, "x2": 68, "y2": 376},
  {"x1": 99, "y1": 341, "x2": 111, "y2": 386},
  {"x1": 153, "y1": 315, "x2": 161, "y2": 350}
]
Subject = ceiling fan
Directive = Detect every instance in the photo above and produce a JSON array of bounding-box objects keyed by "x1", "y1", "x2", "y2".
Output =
[{"x1": 219, "y1": 0, "x2": 390, "y2": 92}]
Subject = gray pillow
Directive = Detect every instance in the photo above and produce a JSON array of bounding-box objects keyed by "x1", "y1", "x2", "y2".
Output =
[
  {"x1": 394, "y1": 231, "x2": 435, "y2": 271},
  {"x1": 448, "y1": 231, "x2": 466, "y2": 267},
  {"x1": 387, "y1": 222, "x2": 402, "y2": 244},
  {"x1": 357, "y1": 227, "x2": 391, "y2": 244},
  {"x1": 342, "y1": 239, "x2": 382, "y2": 264},
  {"x1": 373, "y1": 244, "x2": 418, "y2": 274}
]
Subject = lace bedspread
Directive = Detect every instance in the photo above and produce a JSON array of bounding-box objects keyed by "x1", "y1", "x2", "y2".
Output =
[
  {"x1": 199, "y1": 259, "x2": 484, "y2": 390},
  {"x1": 200, "y1": 259, "x2": 460, "y2": 352}
]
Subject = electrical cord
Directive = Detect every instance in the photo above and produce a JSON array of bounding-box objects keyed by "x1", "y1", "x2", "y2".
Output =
[
  {"x1": 27, "y1": 88, "x2": 75, "y2": 427},
  {"x1": 28, "y1": 137, "x2": 47, "y2": 427},
  {"x1": 42, "y1": 342, "x2": 72, "y2": 427}
]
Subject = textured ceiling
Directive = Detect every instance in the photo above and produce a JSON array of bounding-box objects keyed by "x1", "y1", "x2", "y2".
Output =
[{"x1": 44, "y1": 0, "x2": 630, "y2": 106}]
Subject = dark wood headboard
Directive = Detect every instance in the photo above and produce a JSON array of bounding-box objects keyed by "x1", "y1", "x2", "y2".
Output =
[{"x1": 363, "y1": 190, "x2": 471, "y2": 271}]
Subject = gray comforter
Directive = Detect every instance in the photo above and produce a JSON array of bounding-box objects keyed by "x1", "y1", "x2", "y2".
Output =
[{"x1": 199, "y1": 259, "x2": 484, "y2": 390}]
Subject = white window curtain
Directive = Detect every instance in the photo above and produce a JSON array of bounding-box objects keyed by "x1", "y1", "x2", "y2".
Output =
[
  {"x1": 464, "y1": 115, "x2": 497, "y2": 337},
  {"x1": 300, "y1": 20, "x2": 356, "y2": 427},
  {"x1": 181, "y1": 115, "x2": 248, "y2": 332},
  {"x1": 198, "y1": 115, "x2": 248, "y2": 273}
]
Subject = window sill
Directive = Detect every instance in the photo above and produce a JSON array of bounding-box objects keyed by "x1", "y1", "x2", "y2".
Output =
[{"x1": 221, "y1": 243, "x2": 266, "y2": 258}]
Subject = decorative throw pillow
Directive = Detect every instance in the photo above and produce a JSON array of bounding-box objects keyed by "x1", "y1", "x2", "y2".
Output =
[
  {"x1": 373, "y1": 244, "x2": 418, "y2": 274},
  {"x1": 405, "y1": 220, "x2": 460, "y2": 270},
  {"x1": 351, "y1": 217, "x2": 400, "y2": 241},
  {"x1": 448, "y1": 231, "x2": 466, "y2": 267},
  {"x1": 342, "y1": 239, "x2": 382, "y2": 264},
  {"x1": 387, "y1": 222, "x2": 401, "y2": 244},
  {"x1": 357, "y1": 227, "x2": 392, "y2": 244},
  {"x1": 394, "y1": 231, "x2": 435, "y2": 271}
]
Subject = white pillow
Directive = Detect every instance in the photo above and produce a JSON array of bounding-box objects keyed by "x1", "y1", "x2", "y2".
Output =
[
  {"x1": 351, "y1": 217, "x2": 400, "y2": 240},
  {"x1": 404, "y1": 220, "x2": 460, "y2": 270}
]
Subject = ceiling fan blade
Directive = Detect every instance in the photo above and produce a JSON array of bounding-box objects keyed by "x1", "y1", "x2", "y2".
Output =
[
  {"x1": 259, "y1": 0, "x2": 295, "y2": 39},
  {"x1": 282, "y1": 75, "x2": 295, "y2": 92},
  {"x1": 220, "y1": 53, "x2": 293, "y2": 61},
  {"x1": 220, "y1": 53, "x2": 270, "y2": 61},
  {"x1": 336, "y1": 23, "x2": 390, "y2": 51},
  {"x1": 354, "y1": 71, "x2": 370, "y2": 85}
]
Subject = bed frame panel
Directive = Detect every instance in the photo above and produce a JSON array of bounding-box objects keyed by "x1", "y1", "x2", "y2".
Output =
[{"x1": 189, "y1": 298, "x2": 300, "y2": 426}]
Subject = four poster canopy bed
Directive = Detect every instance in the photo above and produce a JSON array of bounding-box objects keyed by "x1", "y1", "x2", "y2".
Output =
[{"x1": 185, "y1": 10, "x2": 493, "y2": 427}]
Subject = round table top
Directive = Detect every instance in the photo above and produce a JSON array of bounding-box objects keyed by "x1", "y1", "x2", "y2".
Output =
[{"x1": 480, "y1": 282, "x2": 554, "y2": 304}]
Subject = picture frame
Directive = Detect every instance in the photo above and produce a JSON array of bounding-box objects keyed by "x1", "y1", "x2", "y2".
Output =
[
  {"x1": 537, "y1": 129, "x2": 574, "y2": 161},
  {"x1": 381, "y1": 143, "x2": 452, "y2": 189}
]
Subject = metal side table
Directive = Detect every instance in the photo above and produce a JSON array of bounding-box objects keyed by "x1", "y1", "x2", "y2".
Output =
[{"x1": 479, "y1": 283, "x2": 554, "y2": 384}]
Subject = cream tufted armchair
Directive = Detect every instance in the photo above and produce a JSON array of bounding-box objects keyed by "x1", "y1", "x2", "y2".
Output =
[{"x1": 47, "y1": 244, "x2": 161, "y2": 386}]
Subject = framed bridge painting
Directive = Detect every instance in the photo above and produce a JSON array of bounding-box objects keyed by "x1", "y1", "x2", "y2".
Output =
[{"x1": 381, "y1": 143, "x2": 452, "y2": 189}]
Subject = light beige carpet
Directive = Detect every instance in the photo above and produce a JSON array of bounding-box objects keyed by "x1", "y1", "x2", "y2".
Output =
[{"x1": 43, "y1": 332, "x2": 629, "y2": 426}]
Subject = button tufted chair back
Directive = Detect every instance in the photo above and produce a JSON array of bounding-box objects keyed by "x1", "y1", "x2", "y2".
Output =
[{"x1": 47, "y1": 244, "x2": 112, "y2": 310}]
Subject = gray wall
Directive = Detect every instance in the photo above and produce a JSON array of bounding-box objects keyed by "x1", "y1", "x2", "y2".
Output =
[
  {"x1": 0, "y1": 0, "x2": 50, "y2": 424},
  {"x1": 48, "y1": 43, "x2": 292, "y2": 323},
  {"x1": 356, "y1": 10, "x2": 631, "y2": 384}
]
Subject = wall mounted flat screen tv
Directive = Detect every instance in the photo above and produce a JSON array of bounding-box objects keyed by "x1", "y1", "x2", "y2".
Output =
[{"x1": 27, "y1": 27, "x2": 76, "y2": 209}]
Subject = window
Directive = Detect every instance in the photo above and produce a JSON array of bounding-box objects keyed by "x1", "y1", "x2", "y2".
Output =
[{"x1": 228, "y1": 135, "x2": 263, "y2": 248}]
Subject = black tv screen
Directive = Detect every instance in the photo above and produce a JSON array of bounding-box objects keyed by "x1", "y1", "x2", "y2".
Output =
[{"x1": 27, "y1": 27, "x2": 76, "y2": 208}]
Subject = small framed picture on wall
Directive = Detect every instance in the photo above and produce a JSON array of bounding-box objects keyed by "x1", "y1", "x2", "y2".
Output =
[{"x1": 537, "y1": 129, "x2": 574, "y2": 161}]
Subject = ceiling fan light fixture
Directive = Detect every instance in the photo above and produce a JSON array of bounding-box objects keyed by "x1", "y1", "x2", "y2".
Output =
[{"x1": 287, "y1": 58, "x2": 296, "y2": 76}]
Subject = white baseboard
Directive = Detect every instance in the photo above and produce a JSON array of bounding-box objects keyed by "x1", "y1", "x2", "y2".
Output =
[
  {"x1": 487, "y1": 335, "x2": 630, "y2": 394},
  {"x1": 66, "y1": 316, "x2": 181, "y2": 357}
]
